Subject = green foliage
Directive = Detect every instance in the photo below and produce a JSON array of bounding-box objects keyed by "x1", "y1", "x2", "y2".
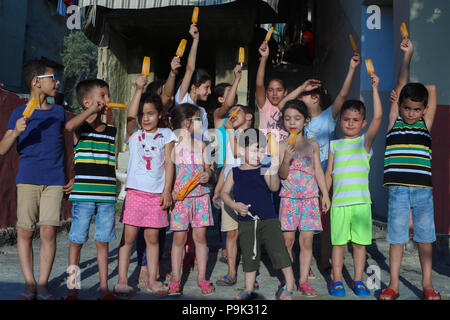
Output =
[{"x1": 61, "y1": 31, "x2": 98, "y2": 113}]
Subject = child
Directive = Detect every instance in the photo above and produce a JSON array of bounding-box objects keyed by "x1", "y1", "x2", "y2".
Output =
[
  {"x1": 63, "y1": 79, "x2": 117, "y2": 300},
  {"x1": 168, "y1": 103, "x2": 215, "y2": 296},
  {"x1": 299, "y1": 52, "x2": 361, "y2": 275},
  {"x1": 221, "y1": 128, "x2": 295, "y2": 300},
  {"x1": 278, "y1": 100, "x2": 330, "y2": 296},
  {"x1": 211, "y1": 65, "x2": 242, "y2": 263},
  {"x1": 175, "y1": 23, "x2": 212, "y2": 142},
  {"x1": 379, "y1": 39, "x2": 440, "y2": 300},
  {"x1": 0, "y1": 59, "x2": 71, "y2": 300},
  {"x1": 213, "y1": 105, "x2": 254, "y2": 287},
  {"x1": 325, "y1": 74, "x2": 382, "y2": 297},
  {"x1": 256, "y1": 40, "x2": 289, "y2": 142},
  {"x1": 114, "y1": 76, "x2": 176, "y2": 298}
]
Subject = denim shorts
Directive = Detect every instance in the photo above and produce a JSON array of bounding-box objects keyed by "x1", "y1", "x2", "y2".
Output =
[
  {"x1": 386, "y1": 186, "x2": 436, "y2": 245},
  {"x1": 69, "y1": 202, "x2": 117, "y2": 244}
]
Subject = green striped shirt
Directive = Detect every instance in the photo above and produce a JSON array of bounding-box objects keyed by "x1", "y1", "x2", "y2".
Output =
[{"x1": 330, "y1": 135, "x2": 372, "y2": 207}]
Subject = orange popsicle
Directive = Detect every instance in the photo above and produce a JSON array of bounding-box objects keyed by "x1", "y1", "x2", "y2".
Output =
[
  {"x1": 268, "y1": 133, "x2": 278, "y2": 156},
  {"x1": 177, "y1": 172, "x2": 200, "y2": 201},
  {"x1": 192, "y1": 6, "x2": 199, "y2": 23},
  {"x1": 176, "y1": 39, "x2": 187, "y2": 57},
  {"x1": 265, "y1": 26, "x2": 274, "y2": 42},
  {"x1": 142, "y1": 56, "x2": 150, "y2": 76},
  {"x1": 400, "y1": 22, "x2": 409, "y2": 39},
  {"x1": 365, "y1": 59, "x2": 375, "y2": 75},
  {"x1": 238, "y1": 47, "x2": 245, "y2": 65},
  {"x1": 230, "y1": 107, "x2": 240, "y2": 119},
  {"x1": 23, "y1": 98, "x2": 39, "y2": 119},
  {"x1": 349, "y1": 34, "x2": 358, "y2": 52},
  {"x1": 288, "y1": 130, "x2": 298, "y2": 145},
  {"x1": 107, "y1": 103, "x2": 128, "y2": 109}
]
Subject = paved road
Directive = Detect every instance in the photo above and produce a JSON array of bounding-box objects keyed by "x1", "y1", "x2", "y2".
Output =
[{"x1": 0, "y1": 211, "x2": 448, "y2": 300}]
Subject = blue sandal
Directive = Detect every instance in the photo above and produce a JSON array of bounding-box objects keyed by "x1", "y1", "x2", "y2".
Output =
[
  {"x1": 330, "y1": 281, "x2": 346, "y2": 297},
  {"x1": 235, "y1": 291, "x2": 257, "y2": 300},
  {"x1": 353, "y1": 281, "x2": 370, "y2": 296},
  {"x1": 275, "y1": 285, "x2": 293, "y2": 300}
]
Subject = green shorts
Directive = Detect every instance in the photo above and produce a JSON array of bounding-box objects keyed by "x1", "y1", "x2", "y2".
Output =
[
  {"x1": 238, "y1": 218, "x2": 292, "y2": 273},
  {"x1": 330, "y1": 204, "x2": 372, "y2": 246}
]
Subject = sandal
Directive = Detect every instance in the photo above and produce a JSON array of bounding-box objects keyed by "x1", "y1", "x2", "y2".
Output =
[
  {"x1": 235, "y1": 291, "x2": 257, "y2": 300},
  {"x1": 216, "y1": 275, "x2": 236, "y2": 286},
  {"x1": 98, "y1": 292, "x2": 119, "y2": 300},
  {"x1": 275, "y1": 285, "x2": 294, "y2": 300},
  {"x1": 168, "y1": 281, "x2": 182, "y2": 296},
  {"x1": 423, "y1": 289, "x2": 441, "y2": 300},
  {"x1": 254, "y1": 280, "x2": 260, "y2": 290},
  {"x1": 198, "y1": 280, "x2": 215, "y2": 296},
  {"x1": 379, "y1": 287, "x2": 399, "y2": 300},
  {"x1": 17, "y1": 292, "x2": 36, "y2": 300},
  {"x1": 299, "y1": 282, "x2": 318, "y2": 297},
  {"x1": 352, "y1": 281, "x2": 370, "y2": 296},
  {"x1": 329, "y1": 281, "x2": 346, "y2": 297},
  {"x1": 146, "y1": 282, "x2": 169, "y2": 298},
  {"x1": 36, "y1": 293, "x2": 55, "y2": 300},
  {"x1": 113, "y1": 284, "x2": 133, "y2": 299}
]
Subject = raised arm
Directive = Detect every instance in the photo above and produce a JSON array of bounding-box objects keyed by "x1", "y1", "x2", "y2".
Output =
[
  {"x1": 126, "y1": 75, "x2": 148, "y2": 139},
  {"x1": 65, "y1": 99, "x2": 105, "y2": 145},
  {"x1": 423, "y1": 85, "x2": 437, "y2": 131},
  {"x1": 178, "y1": 24, "x2": 199, "y2": 102},
  {"x1": 364, "y1": 74, "x2": 383, "y2": 152},
  {"x1": 388, "y1": 39, "x2": 414, "y2": 131},
  {"x1": 214, "y1": 64, "x2": 242, "y2": 121},
  {"x1": 331, "y1": 52, "x2": 361, "y2": 119},
  {"x1": 278, "y1": 79, "x2": 322, "y2": 110},
  {"x1": 162, "y1": 56, "x2": 182, "y2": 110},
  {"x1": 256, "y1": 41, "x2": 269, "y2": 109}
]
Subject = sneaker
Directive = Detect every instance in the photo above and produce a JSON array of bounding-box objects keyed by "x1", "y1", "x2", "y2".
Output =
[
  {"x1": 352, "y1": 281, "x2": 370, "y2": 296},
  {"x1": 330, "y1": 281, "x2": 346, "y2": 297}
]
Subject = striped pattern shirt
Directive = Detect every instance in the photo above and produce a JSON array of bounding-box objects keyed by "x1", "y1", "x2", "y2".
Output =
[
  {"x1": 330, "y1": 135, "x2": 372, "y2": 207},
  {"x1": 383, "y1": 117, "x2": 432, "y2": 188},
  {"x1": 69, "y1": 123, "x2": 117, "y2": 203}
]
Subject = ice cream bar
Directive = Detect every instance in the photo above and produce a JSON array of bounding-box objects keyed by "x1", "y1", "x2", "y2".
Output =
[
  {"x1": 265, "y1": 26, "x2": 274, "y2": 42},
  {"x1": 22, "y1": 98, "x2": 39, "y2": 119},
  {"x1": 107, "y1": 103, "x2": 128, "y2": 109},
  {"x1": 365, "y1": 59, "x2": 375, "y2": 75},
  {"x1": 230, "y1": 107, "x2": 240, "y2": 119},
  {"x1": 192, "y1": 6, "x2": 199, "y2": 24},
  {"x1": 142, "y1": 56, "x2": 150, "y2": 76},
  {"x1": 349, "y1": 34, "x2": 358, "y2": 52},
  {"x1": 268, "y1": 133, "x2": 278, "y2": 156},
  {"x1": 177, "y1": 172, "x2": 200, "y2": 201},
  {"x1": 238, "y1": 47, "x2": 245, "y2": 64},
  {"x1": 176, "y1": 39, "x2": 187, "y2": 57},
  {"x1": 400, "y1": 22, "x2": 409, "y2": 39},
  {"x1": 288, "y1": 130, "x2": 298, "y2": 145}
]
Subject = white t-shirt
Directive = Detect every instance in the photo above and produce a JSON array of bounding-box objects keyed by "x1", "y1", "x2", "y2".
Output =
[
  {"x1": 175, "y1": 88, "x2": 209, "y2": 142},
  {"x1": 125, "y1": 127, "x2": 176, "y2": 193}
]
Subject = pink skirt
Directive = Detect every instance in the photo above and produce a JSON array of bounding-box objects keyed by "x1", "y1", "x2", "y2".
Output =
[{"x1": 121, "y1": 189, "x2": 169, "y2": 228}]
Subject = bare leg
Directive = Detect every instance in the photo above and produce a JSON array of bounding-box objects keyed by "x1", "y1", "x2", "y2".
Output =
[
  {"x1": 17, "y1": 228, "x2": 36, "y2": 296},
  {"x1": 67, "y1": 242, "x2": 82, "y2": 297},
  {"x1": 171, "y1": 231, "x2": 187, "y2": 283},
  {"x1": 37, "y1": 225, "x2": 57, "y2": 297},
  {"x1": 96, "y1": 241, "x2": 110, "y2": 294},
  {"x1": 282, "y1": 231, "x2": 295, "y2": 261},
  {"x1": 379, "y1": 244, "x2": 403, "y2": 300},
  {"x1": 331, "y1": 245, "x2": 345, "y2": 283},
  {"x1": 417, "y1": 242, "x2": 438, "y2": 299},
  {"x1": 352, "y1": 243, "x2": 366, "y2": 282},
  {"x1": 299, "y1": 231, "x2": 315, "y2": 284},
  {"x1": 226, "y1": 229, "x2": 238, "y2": 280},
  {"x1": 144, "y1": 228, "x2": 161, "y2": 290},
  {"x1": 116, "y1": 225, "x2": 139, "y2": 287},
  {"x1": 192, "y1": 227, "x2": 208, "y2": 283}
]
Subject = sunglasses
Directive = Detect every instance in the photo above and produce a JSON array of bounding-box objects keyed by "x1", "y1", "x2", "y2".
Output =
[{"x1": 37, "y1": 74, "x2": 58, "y2": 82}]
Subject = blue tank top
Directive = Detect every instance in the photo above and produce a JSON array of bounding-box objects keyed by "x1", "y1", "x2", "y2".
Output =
[
  {"x1": 216, "y1": 116, "x2": 230, "y2": 168},
  {"x1": 232, "y1": 167, "x2": 276, "y2": 221}
]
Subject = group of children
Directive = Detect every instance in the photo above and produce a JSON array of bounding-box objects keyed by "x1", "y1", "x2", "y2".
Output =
[{"x1": 0, "y1": 22, "x2": 441, "y2": 300}]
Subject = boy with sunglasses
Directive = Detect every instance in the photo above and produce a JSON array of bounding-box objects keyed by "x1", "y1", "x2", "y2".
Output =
[{"x1": 0, "y1": 59, "x2": 72, "y2": 300}]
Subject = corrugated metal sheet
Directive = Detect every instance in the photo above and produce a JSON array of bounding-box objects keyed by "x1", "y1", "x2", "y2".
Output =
[{"x1": 79, "y1": 0, "x2": 278, "y2": 12}]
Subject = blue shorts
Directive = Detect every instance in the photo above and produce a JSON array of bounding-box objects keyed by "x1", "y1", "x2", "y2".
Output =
[
  {"x1": 69, "y1": 202, "x2": 117, "y2": 244},
  {"x1": 386, "y1": 186, "x2": 436, "y2": 245}
]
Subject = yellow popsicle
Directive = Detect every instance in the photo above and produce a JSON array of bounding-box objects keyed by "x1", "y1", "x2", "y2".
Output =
[
  {"x1": 177, "y1": 172, "x2": 200, "y2": 201},
  {"x1": 230, "y1": 107, "x2": 240, "y2": 119},
  {"x1": 365, "y1": 59, "x2": 375, "y2": 75},
  {"x1": 349, "y1": 34, "x2": 358, "y2": 52},
  {"x1": 265, "y1": 26, "x2": 274, "y2": 42},
  {"x1": 176, "y1": 39, "x2": 187, "y2": 57},
  {"x1": 107, "y1": 103, "x2": 128, "y2": 109},
  {"x1": 400, "y1": 22, "x2": 409, "y2": 39},
  {"x1": 238, "y1": 47, "x2": 245, "y2": 64},
  {"x1": 268, "y1": 133, "x2": 278, "y2": 156},
  {"x1": 192, "y1": 6, "x2": 199, "y2": 23},
  {"x1": 288, "y1": 130, "x2": 298, "y2": 145},
  {"x1": 23, "y1": 98, "x2": 39, "y2": 119},
  {"x1": 142, "y1": 56, "x2": 150, "y2": 76}
]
